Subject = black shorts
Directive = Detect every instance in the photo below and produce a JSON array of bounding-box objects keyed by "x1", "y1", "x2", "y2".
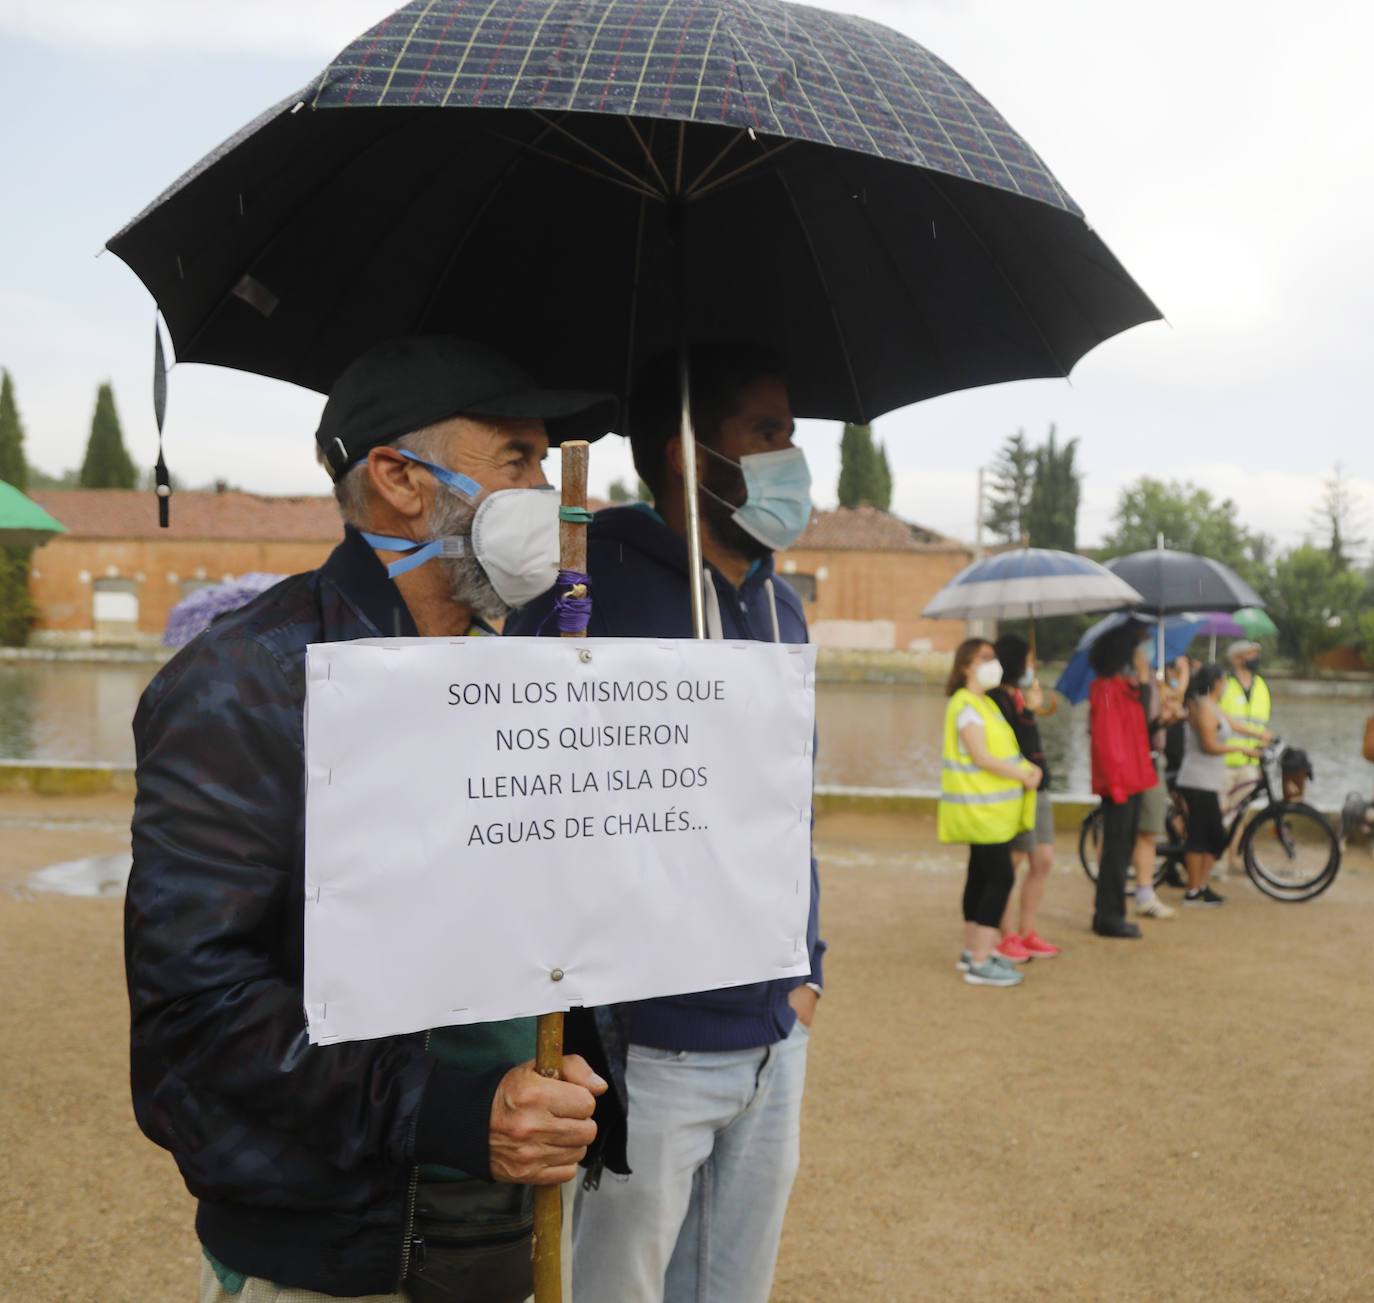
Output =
[{"x1": 1178, "y1": 787, "x2": 1227, "y2": 857}]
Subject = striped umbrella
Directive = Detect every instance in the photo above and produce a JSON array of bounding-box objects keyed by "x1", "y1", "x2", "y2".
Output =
[{"x1": 922, "y1": 548, "x2": 1143, "y2": 621}]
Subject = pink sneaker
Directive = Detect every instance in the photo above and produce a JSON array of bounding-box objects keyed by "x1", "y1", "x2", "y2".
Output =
[
  {"x1": 1021, "y1": 930, "x2": 1060, "y2": 958},
  {"x1": 994, "y1": 933, "x2": 1031, "y2": 963}
]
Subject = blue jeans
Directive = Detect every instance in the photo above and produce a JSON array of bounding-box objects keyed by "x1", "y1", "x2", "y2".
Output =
[{"x1": 572, "y1": 1020, "x2": 810, "y2": 1303}]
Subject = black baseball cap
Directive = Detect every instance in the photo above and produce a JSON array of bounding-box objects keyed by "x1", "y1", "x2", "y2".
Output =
[{"x1": 315, "y1": 336, "x2": 618, "y2": 481}]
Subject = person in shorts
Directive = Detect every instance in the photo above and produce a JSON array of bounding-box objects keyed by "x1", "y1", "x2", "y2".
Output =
[
  {"x1": 987, "y1": 634, "x2": 1060, "y2": 961},
  {"x1": 1175, "y1": 663, "x2": 1265, "y2": 906}
]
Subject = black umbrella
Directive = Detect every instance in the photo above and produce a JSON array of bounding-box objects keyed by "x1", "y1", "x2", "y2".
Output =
[
  {"x1": 1105, "y1": 545, "x2": 1265, "y2": 670},
  {"x1": 1104, "y1": 547, "x2": 1264, "y2": 614},
  {"x1": 106, "y1": 0, "x2": 1160, "y2": 418}
]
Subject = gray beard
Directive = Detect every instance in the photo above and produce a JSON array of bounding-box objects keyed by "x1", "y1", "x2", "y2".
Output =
[{"x1": 426, "y1": 491, "x2": 511, "y2": 621}]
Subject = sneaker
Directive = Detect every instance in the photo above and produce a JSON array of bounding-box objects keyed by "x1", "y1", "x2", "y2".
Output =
[
  {"x1": 963, "y1": 956, "x2": 1024, "y2": 987},
  {"x1": 955, "y1": 950, "x2": 973, "y2": 972},
  {"x1": 1135, "y1": 893, "x2": 1176, "y2": 919},
  {"x1": 1021, "y1": 930, "x2": 1060, "y2": 957},
  {"x1": 1183, "y1": 885, "x2": 1225, "y2": 908},
  {"x1": 994, "y1": 933, "x2": 1032, "y2": 963}
]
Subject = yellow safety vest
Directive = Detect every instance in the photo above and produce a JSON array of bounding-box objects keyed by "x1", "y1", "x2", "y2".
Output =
[
  {"x1": 1219, "y1": 673, "x2": 1271, "y2": 767},
  {"x1": 938, "y1": 689, "x2": 1033, "y2": 844}
]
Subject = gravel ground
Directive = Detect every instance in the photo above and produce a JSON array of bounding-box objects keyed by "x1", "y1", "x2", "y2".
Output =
[{"x1": 3, "y1": 794, "x2": 1372, "y2": 1302}]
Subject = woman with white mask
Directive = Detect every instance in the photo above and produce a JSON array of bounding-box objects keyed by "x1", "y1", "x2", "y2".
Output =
[{"x1": 937, "y1": 638, "x2": 1043, "y2": 987}]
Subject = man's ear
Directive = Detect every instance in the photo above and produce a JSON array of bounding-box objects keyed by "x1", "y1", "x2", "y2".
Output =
[
  {"x1": 365, "y1": 449, "x2": 427, "y2": 523},
  {"x1": 664, "y1": 434, "x2": 684, "y2": 480}
]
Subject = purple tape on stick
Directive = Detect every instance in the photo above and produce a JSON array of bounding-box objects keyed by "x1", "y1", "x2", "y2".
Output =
[{"x1": 540, "y1": 570, "x2": 592, "y2": 635}]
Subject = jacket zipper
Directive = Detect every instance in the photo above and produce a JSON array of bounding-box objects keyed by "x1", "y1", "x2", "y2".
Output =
[{"x1": 397, "y1": 1031, "x2": 431, "y2": 1284}]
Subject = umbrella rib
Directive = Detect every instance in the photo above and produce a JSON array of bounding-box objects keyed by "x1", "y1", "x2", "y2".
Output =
[
  {"x1": 682, "y1": 128, "x2": 752, "y2": 197},
  {"x1": 686, "y1": 139, "x2": 796, "y2": 201},
  {"x1": 770, "y1": 168, "x2": 864, "y2": 420},
  {"x1": 488, "y1": 130, "x2": 664, "y2": 200},
  {"x1": 620, "y1": 191, "x2": 651, "y2": 416},
  {"x1": 531, "y1": 111, "x2": 666, "y2": 199},
  {"x1": 622, "y1": 118, "x2": 671, "y2": 196}
]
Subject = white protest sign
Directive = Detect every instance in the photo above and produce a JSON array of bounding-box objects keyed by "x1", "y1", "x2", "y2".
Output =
[{"x1": 302, "y1": 636, "x2": 816, "y2": 1044}]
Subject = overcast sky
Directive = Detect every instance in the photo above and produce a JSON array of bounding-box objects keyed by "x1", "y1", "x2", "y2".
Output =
[{"x1": 0, "y1": 0, "x2": 1368, "y2": 554}]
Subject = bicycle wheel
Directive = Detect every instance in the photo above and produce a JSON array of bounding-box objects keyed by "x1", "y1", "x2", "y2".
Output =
[
  {"x1": 1079, "y1": 803, "x2": 1178, "y2": 887},
  {"x1": 1079, "y1": 807, "x2": 1103, "y2": 883},
  {"x1": 1242, "y1": 803, "x2": 1341, "y2": 901}
]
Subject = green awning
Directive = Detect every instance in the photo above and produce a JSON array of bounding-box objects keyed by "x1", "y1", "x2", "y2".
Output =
[{"x1": 0, "y1": 480, "x2": 66, "y2": 548}]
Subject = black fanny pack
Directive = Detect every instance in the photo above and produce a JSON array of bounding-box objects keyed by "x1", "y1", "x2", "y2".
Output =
[{"x1": 404, "y1": 1180, "x2": 534, "y2": 1303}]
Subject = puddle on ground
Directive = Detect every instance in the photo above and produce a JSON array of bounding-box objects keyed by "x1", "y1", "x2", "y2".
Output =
[{"x1": 26, "y1": 852, "x2": 132, "y2": 898}]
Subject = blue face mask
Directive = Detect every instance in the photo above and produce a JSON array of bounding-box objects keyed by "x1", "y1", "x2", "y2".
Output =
[
  {"x1": 1018, "y1": 667, "x2": 1035, "y2": 689},
  {"x1": 701, "y1": 445, "x2": 813, "y2": 552}
]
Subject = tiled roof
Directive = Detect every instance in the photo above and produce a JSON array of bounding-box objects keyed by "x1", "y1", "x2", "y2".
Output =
[
  {"x1": 789, "y1": 506, "x2": 966, "y2": 553},
  {"x1": 29, "y1": 490, "x2": 343, "y2": 542}
]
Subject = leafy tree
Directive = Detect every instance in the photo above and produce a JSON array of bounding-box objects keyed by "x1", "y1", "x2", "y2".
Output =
[
  {"x1": 984, "y1": 431, "x2": 1035, "y2": 544},
  {"x1": 0, "y1": 369, "x2": 29, "y2": 491},
  {"x1": 836, "y1": 423, "x2": 889, "y2": 510},
  {"x1": 0, "y1": 548, "x2": 36, "y2": 646},
  {"x1": 27, "y1": 465, "x2": 80, "y2": 490},
  {"x1": 1100, "y1": 477, "x2": 1270, "y2": 588},
  {"x1": 78, "y1": 383, "x2": 137, "y2": 489},
  {"x1": 1358, "y1": 610, "x2": 1374, "y2": 674},
  {"x1": 1024, "y1": 426, "x2": 1079, "y2": 552},
  {"x1": 1309, "y1": 462, "x2": 1366, "y2": 571},
  {"x1": 1266, "y1": 544, "x2": 1363, "y2": 670}
]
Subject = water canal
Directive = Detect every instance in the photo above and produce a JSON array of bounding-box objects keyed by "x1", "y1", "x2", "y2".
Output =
[{"x1": 4, "y1": 661, "x2": 1371, "y2": 807}]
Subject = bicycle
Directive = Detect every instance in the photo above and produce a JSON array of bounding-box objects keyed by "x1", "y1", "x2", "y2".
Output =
[
  {"x1": 1079, "y1": 781, "x2": 1186, "y2": 890},
  {"x1": 1078, "y1": 741, "x2": 1341, "y2": 902}
]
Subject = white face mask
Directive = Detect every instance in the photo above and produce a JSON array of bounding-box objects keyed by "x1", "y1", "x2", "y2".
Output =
[
  {"x1": 361, "y1": 453, "x2": 560, "y2": 610},
  {"x1": 974, "y1": 659, "x2": 1003, "y2": 690},
  {"x1": 458, "y1": 486, "x2": 560, "y2": 608}
]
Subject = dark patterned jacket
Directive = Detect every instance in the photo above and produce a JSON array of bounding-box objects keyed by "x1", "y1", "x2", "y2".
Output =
[{"x1": 126, "y1": 527, "x2": 625, "y2": 1296}]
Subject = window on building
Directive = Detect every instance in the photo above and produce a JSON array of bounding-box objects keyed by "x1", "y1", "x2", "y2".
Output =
[
  {"x1": 179, "y1": 578, "x2": 217, "y2": 598},
  {"x1": 93, "y1": 577, "x2": 140, "y2": 644},
  {"x1": 785, "y1": 573, "x2": 817, "y2": 603}
]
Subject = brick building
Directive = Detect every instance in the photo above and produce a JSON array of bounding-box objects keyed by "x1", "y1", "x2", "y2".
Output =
[
  {"x1": 777, "y1": 506, "x2": 974, "y2": 652},
  {"x1": 27, "y1": 490, "x2": 343, "y2": 649}
]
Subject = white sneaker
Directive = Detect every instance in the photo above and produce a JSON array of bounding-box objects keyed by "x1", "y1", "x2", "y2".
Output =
[{"x1": 1135, "y1": 893, "x2": 1176, "y2": 919}]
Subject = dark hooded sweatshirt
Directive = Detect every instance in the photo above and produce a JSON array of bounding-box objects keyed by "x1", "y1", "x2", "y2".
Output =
[{"x1": 505, "y1": 504, "x2": 825, "y2": 1051}]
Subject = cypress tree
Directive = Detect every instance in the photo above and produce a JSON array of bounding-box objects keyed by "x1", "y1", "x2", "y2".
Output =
[
  {"x1": 79, "y1": 382, "x2": 138, "y2": 489},
  {"x1": 872, "y1": 438, "x2": 892, "y2": 511},
  {"x1": 0, "y1": 369, "x2": 28, "y2": 491},
  {"x1": 838, "y1": 422, "x2": 884, "y2": 508}
]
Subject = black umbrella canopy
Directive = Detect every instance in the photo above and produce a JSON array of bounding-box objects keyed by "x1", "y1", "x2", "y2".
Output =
[
  {"x1": 107, "y1": 0, "x2": 1159, "y2": 421},
  {"x1": 1104, "y1": 548, "x2": 1264, "y2": 615}
]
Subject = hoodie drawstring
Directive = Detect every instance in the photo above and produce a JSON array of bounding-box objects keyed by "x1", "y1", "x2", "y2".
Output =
[{"x1": 700, "y1": 566, "x2": 780, "y2": 643}]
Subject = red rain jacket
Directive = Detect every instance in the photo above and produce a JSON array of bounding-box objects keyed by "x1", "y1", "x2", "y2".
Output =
[{"x1": 1089, "y1": 675, "x2": 1156, "y2": 803}]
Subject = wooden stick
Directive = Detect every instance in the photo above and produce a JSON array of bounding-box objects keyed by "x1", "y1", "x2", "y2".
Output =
[{"x1": 531, "y1": 439, "x2": 591, "y2": 1303}]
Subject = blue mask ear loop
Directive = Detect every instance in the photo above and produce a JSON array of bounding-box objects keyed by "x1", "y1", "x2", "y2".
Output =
[{"x1": 360, "y1": 451, "x2": 486, "y2": 577}]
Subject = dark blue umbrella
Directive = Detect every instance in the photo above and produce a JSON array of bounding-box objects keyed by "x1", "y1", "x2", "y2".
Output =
[
  {"x1": 1104, "y1": 548, "x2": 1263, "y2": 615},
  {"x1": 1054, "y1": 611, "x2": 1204, "y2": 706},
  {"x1": 106, "y1": 0, "x2": 1160, "y2": 419}
]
